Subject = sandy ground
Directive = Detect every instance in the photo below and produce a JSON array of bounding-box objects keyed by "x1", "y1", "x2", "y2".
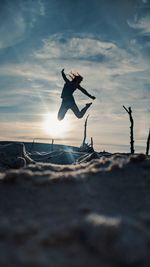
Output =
[{"x1": 0, "y1": 142, "x2": 150, "y2": 267}]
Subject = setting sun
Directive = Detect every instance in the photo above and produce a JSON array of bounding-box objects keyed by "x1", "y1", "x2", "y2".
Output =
[{"x1": 43, "y1": 112, "x2": 71, "y2": 137}]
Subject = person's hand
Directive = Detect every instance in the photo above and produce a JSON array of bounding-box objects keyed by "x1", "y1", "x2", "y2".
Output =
[{"x1": 91, "y1": 95, "x2": 96, "y2": 100}]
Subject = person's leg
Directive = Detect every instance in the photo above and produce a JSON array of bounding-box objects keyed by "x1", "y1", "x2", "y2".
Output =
[
  {"x1": 57, "y1": 101, "x2": 68, "y2": 121},
  {"x1": 70, "y1": 102, "x2": 92, "y2": 119}
]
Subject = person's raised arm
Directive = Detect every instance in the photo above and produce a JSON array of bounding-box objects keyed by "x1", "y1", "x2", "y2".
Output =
[
  {"x1": 78, "y1": 85, "x2": 96, "y2": 100},
  {"x1": 61, "y1": 68, "x2": 69, "y2": 83}
]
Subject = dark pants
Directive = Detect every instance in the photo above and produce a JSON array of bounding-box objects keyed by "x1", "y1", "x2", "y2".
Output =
[{"x1": 57, "y1": 98, "x2": 89, "y2": 121}]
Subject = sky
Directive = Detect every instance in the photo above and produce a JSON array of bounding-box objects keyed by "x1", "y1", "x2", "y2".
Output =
[{"x1": 0, "y1": 0, "x2": 150, "y2": 152}]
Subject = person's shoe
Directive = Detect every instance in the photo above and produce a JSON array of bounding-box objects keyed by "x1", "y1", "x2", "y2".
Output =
[{"x1": 86, "y1": 102, "x2": 92, "y2": 108}]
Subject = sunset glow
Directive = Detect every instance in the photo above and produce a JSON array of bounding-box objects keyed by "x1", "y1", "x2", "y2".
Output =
[{"x1": 43, "y1": 112, "x2": 71, "y2": 137}]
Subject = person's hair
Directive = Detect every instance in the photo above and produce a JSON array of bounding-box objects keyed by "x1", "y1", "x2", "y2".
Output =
[
  {"x1": 70, "y1": 72, "x2": 83, "y2": 84},
  {"x1": 73, "y1": 75, "x2": 83, "y2": 83}
]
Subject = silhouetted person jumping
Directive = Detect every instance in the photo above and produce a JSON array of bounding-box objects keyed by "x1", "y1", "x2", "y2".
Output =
[{"x1": 58, "y1": 69, "x2": 96, "y2": 121}]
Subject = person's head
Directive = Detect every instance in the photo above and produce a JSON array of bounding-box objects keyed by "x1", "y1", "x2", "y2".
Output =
[{"x1": 72, "y1": 74, "x2": 83, "y2": 85}]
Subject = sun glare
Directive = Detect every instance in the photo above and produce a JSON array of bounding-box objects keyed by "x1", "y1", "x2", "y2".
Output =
[{"x1": 43, "y1": 112, "x2": 71, "y2": 137}]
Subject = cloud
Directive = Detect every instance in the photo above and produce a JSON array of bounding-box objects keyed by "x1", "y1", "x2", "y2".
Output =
[
  {"x1": 34, "y1": 35, "x2": 117, "y2": 60},
  {"x1": 38, "y1": 0, "x2": 46, "y2": 16},
  {"x1": 0, "y1": 11, "x2": 26, "y2": 49},
  {"x1": 141, "y1": 0, "x2": 150, "y2": 5},
  {"x1": 0, "y1": 0, "x2": 46, "y2": 49},
  {"x1": 33, "y1": 35, "x2": 148, "y2": 75},
  {"x1": 128, "y1": 15, "x2": 150, "y2": 35},
  {"x1": 20, "y1": 0, "x2": 45, "y2": 27},
  {"x1": 0, "y1": 63, "x2": 58, "y2": 82}
]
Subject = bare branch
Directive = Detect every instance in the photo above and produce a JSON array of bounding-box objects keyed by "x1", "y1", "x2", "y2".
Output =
[
  {"x1": 123, "y1": 106, "x2": 135, "y2": 154},
  {"x1": 91, "y1": 137, "x2": 93, "y2": 149},
  {"x1": 83, "y1": 115, "x2": 89, "y2": 146},
  {"x1": 146, "y1": 128, "x2": 150, "y2": 156},
  {"x1": 123, "y1": 105, "x2": 129, "y2": 114}
]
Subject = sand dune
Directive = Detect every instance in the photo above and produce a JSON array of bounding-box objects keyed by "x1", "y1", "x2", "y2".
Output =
[{"x1": 0, "y1": 142, "x2": 150, "y2": 266}]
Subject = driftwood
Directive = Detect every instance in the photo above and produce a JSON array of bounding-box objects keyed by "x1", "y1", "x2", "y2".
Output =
[
  {"x1": 51, "y1": 139, "x2": 54, "y2": 151},
  {"x1": 91, "y1": 137, "x2": 93, "y2": 149},
  {"x1": 0, "y1": 143, "x2": 34, "y2": 169},
  {"x1": 146, "y1": 129, "x2": 150, "y2": 156},
  {"x1": 82, "y1": 115, "x2": 89, "y2": 147},
  {"x1": 80, "y1": 115, "x2": 94, "y2": 152},
  {"x1": 123, "y1": 106, "x2": 135, "y2": 154}
]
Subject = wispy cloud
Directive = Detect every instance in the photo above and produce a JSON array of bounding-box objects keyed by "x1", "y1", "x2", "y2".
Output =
[
  {"x1": 128, "y1": 15, "x2": 150, "y2": 35},
  {"x1": 0, "y1": 11, "x2": 26, "y2": 49},
  {"x1": 20, "y1": 0, "x2": 45, "y2": 27},
  {"x1": 0, "y1": 63, "x2": 58, "y2": 82},
  {"x1": 33, "y1": 35, "x2": 149, "y2": 75},
  {"x1": 34, "y1": 35, "x2": 116, "y2": 60},
  {"x1": 0, "y1": 0, "x2": 46, "y2": 49}
]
